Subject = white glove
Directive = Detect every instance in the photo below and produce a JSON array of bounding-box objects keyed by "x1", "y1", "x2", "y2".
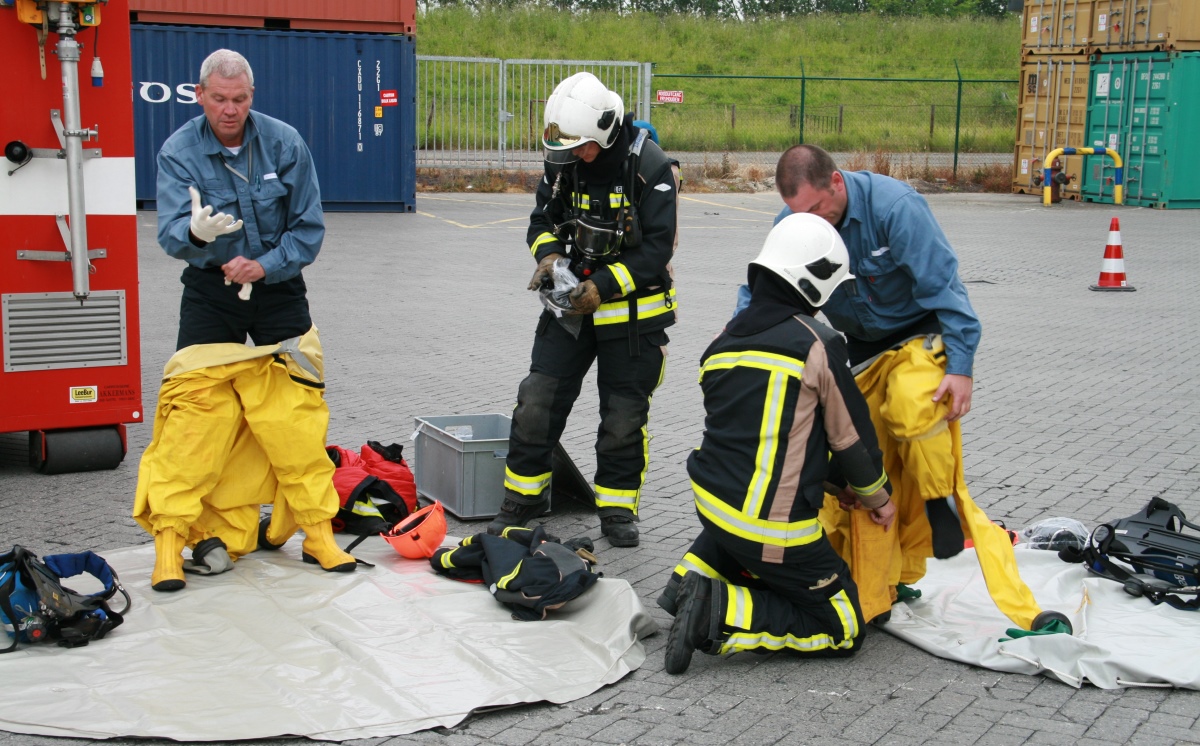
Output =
[
  {"x1": 189, "y1": 186, "x2": 243, "y2": 243},
  {"x1": 224, "y1": 278, "x2": 253, "y2": 301}
]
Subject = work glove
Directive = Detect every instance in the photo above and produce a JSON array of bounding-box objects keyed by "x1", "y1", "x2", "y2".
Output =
[
  {"x1": 1000, "y1": 618, "x2": 1071, "y2": 642},
  {"x1": 527, "y1": 252, "x2": 564, "y2": 291},
  {"x1": 224, "y1": 278, "x2": 253, "y2": 301},
  {"x1": 567, "y1": 280, "x2": 601, "y2": 315},
  {"x1": 188, "y1": 186, "x2": 243, "y2": 243}
]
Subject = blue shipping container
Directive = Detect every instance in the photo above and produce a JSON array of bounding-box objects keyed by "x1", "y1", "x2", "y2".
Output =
[{"x1": 132, "y1": 25, "x2": 416, "y2": 212}]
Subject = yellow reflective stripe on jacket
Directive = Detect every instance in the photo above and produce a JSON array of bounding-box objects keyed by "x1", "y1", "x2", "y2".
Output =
[
  {"x1": 571, "y1": 192, "x2": 629, "y2": 210},
  {"x1": 851, "y1": 472, "x2": 888, "y2": 498},
  {"x1": 504, "y1": 467, "x2": 551, "y2": 497},
  {"x1": 593, "y1": 288, "x2": 677, "y2": 326},
  {"x1": 497, "y1": 560, "x2": 523, "y2": 589},
  {"x1": 744, "y1": 370, "x2": 786, "y2": 517},
  {"x1": 438, "y1": 549, "x2": 457, "y2": 569},
  {"x1": 698, "y1": 350, "x2": 805, "y2": 383},
  {"x1": 673, "y1": 553, "x2": 730, "y2": 584},
  {"x1": 607, "y1": 262, "x2": 636, "y2": 296},
  {"x1": 530, "y1": 231, "x2": 561, "y2": 257},
  {"x1": 692, "y1": 481, "x2": 823, "y2": 547}
]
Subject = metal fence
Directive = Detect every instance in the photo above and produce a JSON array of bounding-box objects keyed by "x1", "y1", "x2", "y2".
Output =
[
  {"x1": 416, "y1": 56, "x2": 652, "y2": 169},
  {"x1": 416, "y1": 56, "x2": 1017, "y2": 177}
]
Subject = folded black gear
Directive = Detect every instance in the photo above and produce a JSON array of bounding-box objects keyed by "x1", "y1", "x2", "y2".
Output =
[{"x1": 430, "y1": 526, "x2": 602, "y2": 621}]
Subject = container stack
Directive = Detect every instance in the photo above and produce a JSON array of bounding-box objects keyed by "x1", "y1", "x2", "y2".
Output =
[
  {"x1": 1013, "y1": 0, "x2": 1200, "y2": 208},
  {"x1": 129, "y1": 1, "x2": 417, "y2": 212}
]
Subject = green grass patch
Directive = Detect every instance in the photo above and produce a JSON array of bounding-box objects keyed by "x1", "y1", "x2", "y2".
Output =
[{"x1": 416, "y1": 9, "x2": 1022, "y2": 153}]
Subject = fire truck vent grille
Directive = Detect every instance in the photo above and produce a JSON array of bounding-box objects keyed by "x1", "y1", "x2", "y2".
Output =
[{"x1": 2, "y1": 291, "x2": 129, "y2": 372}]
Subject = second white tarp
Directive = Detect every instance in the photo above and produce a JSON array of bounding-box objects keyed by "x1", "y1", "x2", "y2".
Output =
[{"x1": 883, "y1": 545, "x2": 1200, "y2": 689}]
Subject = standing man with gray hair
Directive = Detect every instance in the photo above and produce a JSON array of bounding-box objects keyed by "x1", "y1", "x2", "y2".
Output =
[
  {"x1": 137, "y1": 49, "x2": 353, "y2": 592},
  {"x1": 156, "y1": 48, "x2": 324, "y2": 349}
]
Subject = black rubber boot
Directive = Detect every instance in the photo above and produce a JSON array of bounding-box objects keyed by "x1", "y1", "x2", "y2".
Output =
[
  {"x1": 926, "y1": 497, "x2": 965, "y2": 559},
  {"x1": 600, "y1": 512, "x2": 639, "y2": 548},
  {"x1": 664, "y1": 571, "x2": 713, "y2": 675},
  {"x1": 487, "y1": 493, "x2": 550, "y2": 536},
  {"x1": 258, "y1": 516, "x2": 285, "y2": 551},
  {"x1": 656, "y1": 574, "x2": 682, "y2": 616}
]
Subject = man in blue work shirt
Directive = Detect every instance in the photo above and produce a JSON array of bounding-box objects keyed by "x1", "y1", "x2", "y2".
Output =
[
  {"x1": 157, "y1": 48, "x2": 324, "y2": 350},
  {"x1": 765, "y1": 144, "x2": 980, "y2": 615},
  {"x1": 142, "y1": 49, "x2": 353, "y2": 592}
]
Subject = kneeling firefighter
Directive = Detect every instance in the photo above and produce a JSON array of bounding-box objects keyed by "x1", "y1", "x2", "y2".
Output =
[
  {"x1": 490, "y1": 72, "x2": 679, "y2": 548},
  {"x1": 659, "y1": 214, "x2": 896, "y2": 674}
]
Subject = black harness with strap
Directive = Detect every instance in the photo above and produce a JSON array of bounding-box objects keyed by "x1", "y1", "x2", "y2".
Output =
[{"x1": 1059, "y1": 498, "x2": 1200, "y2": 611}]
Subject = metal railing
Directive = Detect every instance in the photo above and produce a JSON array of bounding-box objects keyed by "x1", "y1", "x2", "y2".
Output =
[
  {"x1": 416, "y1": 56, "x2": 1017, "y2": 178},
  {"x1": 417, "y1": 56, "x2": 652, "y2": 169}
]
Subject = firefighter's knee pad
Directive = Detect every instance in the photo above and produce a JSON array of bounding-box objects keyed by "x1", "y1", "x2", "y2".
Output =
[
  {"x1": 597, "y1": 394, "x2": 647, "y2": 454},
  {"x1": 512, "y1": 373, "x2": 560, "y2": 444}
]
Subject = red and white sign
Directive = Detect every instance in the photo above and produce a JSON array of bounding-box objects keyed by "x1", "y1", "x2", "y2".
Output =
[
  {"x1": 656, "y1": 90, "x2": 684, "y2": 104},
  {"x1": 380, "y1": 90, "x2": 398, "y2": 106}
]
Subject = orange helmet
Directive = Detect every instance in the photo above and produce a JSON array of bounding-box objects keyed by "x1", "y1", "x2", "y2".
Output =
[{"x1": 382, "y1": 501, "x2": 447, "y2": 559}]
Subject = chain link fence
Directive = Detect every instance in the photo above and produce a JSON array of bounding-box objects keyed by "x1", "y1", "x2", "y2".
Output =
[
  {"x1": 642, "y1": 71, "x2": 1015, "y2": 177},
  {"x1": 416, "y1": 56, "x2": 1017, "y2": 179}
]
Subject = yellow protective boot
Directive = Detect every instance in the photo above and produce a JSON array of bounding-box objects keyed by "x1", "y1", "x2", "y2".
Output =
[
  {"x1": 152, "y1": 529, "x2": 187, "y2": 592},
  {"x1": 300, "y1": 521, "x2": 356, "y2": 573}
]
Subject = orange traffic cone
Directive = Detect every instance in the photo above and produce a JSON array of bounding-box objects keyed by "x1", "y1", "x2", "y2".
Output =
[{"x1": 1090, "y1": 217, "x2": 1136, "y2": 292}]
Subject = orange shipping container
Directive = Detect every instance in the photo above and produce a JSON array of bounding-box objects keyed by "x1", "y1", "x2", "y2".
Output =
[
  {"x1": 1091, "y1": 0, "x2": 1200, "y2": 52},
  {"x1": 1022, "y1": 0, "x2": 1097, "y2": 54},
  {"x1": 129, "y1": 0, "x2": 415, "y2": 35},
  {"x1": 1012, "y1": 54, "x2": 1092, "y2": 199}
]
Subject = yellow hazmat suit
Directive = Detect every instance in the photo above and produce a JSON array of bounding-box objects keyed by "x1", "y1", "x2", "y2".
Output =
[
  {"x1": 133, "y1": 327, "x2": 352, "y2": 588},
  {"x1": 819, "y1": 335, "x2": 1041, "y2": 629}
]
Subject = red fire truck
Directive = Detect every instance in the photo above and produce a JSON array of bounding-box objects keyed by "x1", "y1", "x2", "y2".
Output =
[{"x1": 1, "y1": 0, "x2": 141, "y2": 473}]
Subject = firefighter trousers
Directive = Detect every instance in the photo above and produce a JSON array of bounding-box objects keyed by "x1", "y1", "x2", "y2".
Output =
[
  {"x1": 505, "y1": 312, "x2": 667, "y2": 517},
  {"x1": 667, "y1": 524, "x2": 865, "y2": 656}
]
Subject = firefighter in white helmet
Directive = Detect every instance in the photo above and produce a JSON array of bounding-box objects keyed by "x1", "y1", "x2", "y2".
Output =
[
  {"x1": 489, "y1": 72, "x2": 678, "y2": 548},
  {"x1": 659, "y1": 213, "x2": 895, "y2": 674}
]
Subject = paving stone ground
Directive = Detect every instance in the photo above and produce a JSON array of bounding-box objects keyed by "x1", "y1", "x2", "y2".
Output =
[{"x1": 2, "y1": 191, "x2": 1199, "y2": 745}]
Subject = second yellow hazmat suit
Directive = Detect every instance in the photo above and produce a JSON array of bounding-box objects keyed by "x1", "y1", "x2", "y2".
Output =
[{"x1": 820, "y1": 336, "x2": 1042, "y2": 630}]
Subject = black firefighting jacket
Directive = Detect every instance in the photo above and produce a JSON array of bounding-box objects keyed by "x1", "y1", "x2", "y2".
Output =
[
  {"x1": 687, "y1": 307, "x2": 889, "y2": 561},
  {"x1": 430, "y1": 526, "x2": 600, "y2": 621},
  {"x1": 527, "y1": 116, "x2": 677, "y2": 340}
]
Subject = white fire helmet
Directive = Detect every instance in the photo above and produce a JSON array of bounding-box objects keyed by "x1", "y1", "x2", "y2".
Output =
[
  {"x1": 542, "y1": 72, "x2": 624, "y2": 165},
  {"x1": 750, "y1": 213, "x2": 855, "y2": 307}
]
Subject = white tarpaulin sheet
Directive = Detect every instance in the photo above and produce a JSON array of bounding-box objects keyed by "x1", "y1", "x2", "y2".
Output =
[
  {"x1": 0, "y1": 537, "x2": 658, "y2": 741},
  {"x1": 882, "y1": 545, "x2": 1200, "y2": 689}
]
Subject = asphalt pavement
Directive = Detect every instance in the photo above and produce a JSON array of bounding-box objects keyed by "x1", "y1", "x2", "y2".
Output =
[{"x1": 2, "y1": 190, "x2": 1199, "y2": 745}]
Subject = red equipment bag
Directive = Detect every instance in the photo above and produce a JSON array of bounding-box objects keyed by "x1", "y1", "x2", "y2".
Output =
[
  {"x1": 359, "y1": 441, "x2": 418, "y2": 513},
  {"x1": 325, "y1": 445, "x2": 410, "y2": 535}
]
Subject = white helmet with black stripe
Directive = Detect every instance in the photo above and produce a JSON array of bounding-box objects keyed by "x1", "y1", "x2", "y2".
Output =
[
  {"x1": 541, "y1": 72, "x2": 624, "y2": 165},
  {"x1": 751, "y1": 213, "x2": 855, "y2": 308}
]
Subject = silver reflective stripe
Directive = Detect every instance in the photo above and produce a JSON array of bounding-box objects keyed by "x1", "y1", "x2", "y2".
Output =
[{"x1": 729, "y1": 584, "x2": 751, "y2": 630}]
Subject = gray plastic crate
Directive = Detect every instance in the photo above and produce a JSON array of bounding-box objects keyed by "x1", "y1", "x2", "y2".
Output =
[{"x1": 413, "y1": 413, "x2": 537, "y2": 520}]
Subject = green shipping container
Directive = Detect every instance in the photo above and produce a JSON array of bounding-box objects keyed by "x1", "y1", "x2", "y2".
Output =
[{"x1": 1082, "y1": 51, "x2": 1200, "y2": 208}]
